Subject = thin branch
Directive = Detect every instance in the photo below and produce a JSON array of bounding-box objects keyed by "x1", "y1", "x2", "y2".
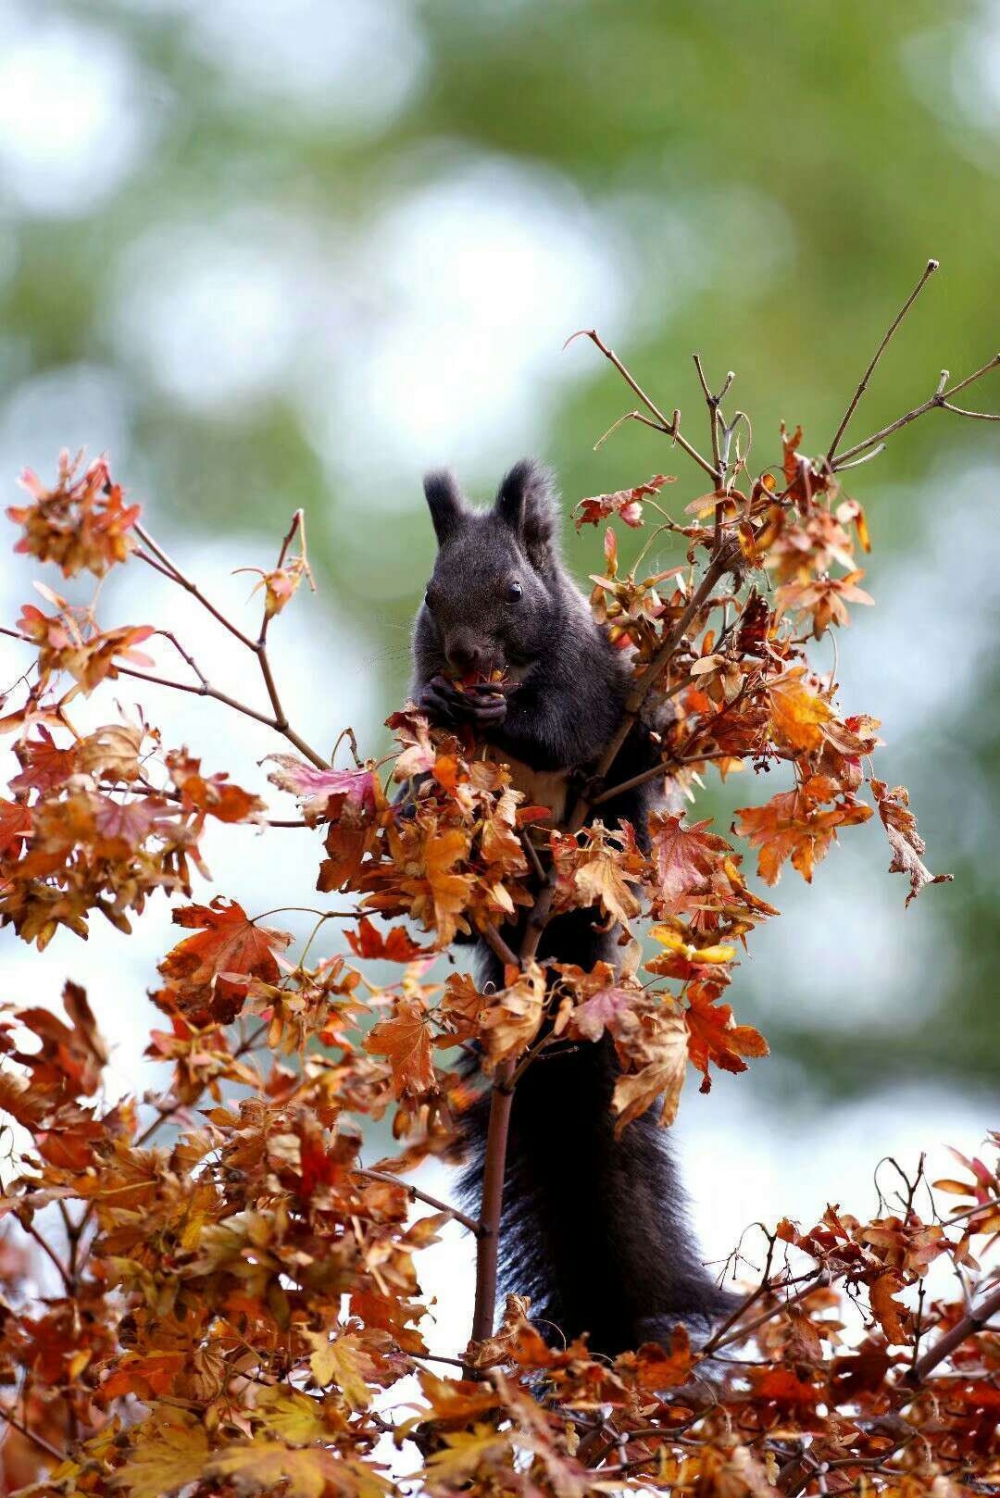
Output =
[
  {"x1": 356, "y1": 1168, "x2": 481, "y2": 1237},
  {"x1": 0, "y1": 1405, "x2": 67, "y2": 1463},
  {"x1": 478, "y1": 921, "x2": 520, "y2": 970},
  {"x1": 24, "y1": 1221, "x2": 71, "y2": 1290},
  {"x1": 907, "y1": 1282, "x2": 1000, "y2": 1386},
  {"x1": 709, "y1": 1271, "x2": 830, "y2": 1356},
  {"x1": 827, "y1": 257, "x2": 939, "y2": 461},
  {"x1": 134, "y1": 523, "x2": 257, "y2": 651},
  {"x1": 831, "y1": 353, "x2": 1000, "y2": 469},
  {"x1": 519, "y1": 828, "x2": 547, "y2": 884},
  {"x1": 113, "y1": 663, "x2": 330, "y2": 770},
  {"x1": 566, "y1": 329, "x2": 719, "y2": 481}
]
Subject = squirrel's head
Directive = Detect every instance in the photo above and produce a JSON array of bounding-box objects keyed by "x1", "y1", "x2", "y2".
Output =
[{"x1": 418, "y1": 459, "x2": 561, "y2": 677}]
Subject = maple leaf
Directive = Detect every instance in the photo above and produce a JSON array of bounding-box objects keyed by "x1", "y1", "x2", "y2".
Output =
[
  {"x1": 766, "y1": 669, "x2": 835, "y2": 753},
  {"x1": 612, "y1": 1010, "x2": 688, "y2": 1132},
  {"x1": 76, "y1": 722, "x2": 147, "y2": 783},
  {"x1": 647, "y1": 811, "x2": 732, "y2": 917},
  {"x1": 116, "y1": 1408, "x2": 211, "y2": 1498},
  {"x1": 347, "y1": 915, "x2": 431, "y2": 963},
  {"x1": 479, "y1": 963, "x2": 546, "y2": 1068},
  {"x1": 569, "y1": 983, "x2": 638, "y2": 1042},
  {"x1": 304, "y1": 1329, "x2": 373, "y2": 1410},
  {"x1": 9, "y1": 728, "x2": 78, "y2": 794},
  {"x1": 870, "y1": 778, "x2": 953, "y2": 906},
  {"x1": 156, "y1": 898, "x2": 292, "y2": 1025},
  {"x1": 364, "y1": 999, "x2": 437, "y2": 1099},
  {"x1": 421, "y1": 827, "x2": 474, "y2": 946},
  {"x1": 265, "y1": 752, "x2": 375, "y2": 822},
  {"x1": 734, "y1": 780, "x2": 873, "y2": 886},
  {"x1": 0, "y1": 797, "x2": 32, "y2": 856},
  {"x1": 774, "y1": 569, "x2": 874, "y2": 638},
  {"x1": 573, "y1": 473, "x2": 672, "y2": 530},
  {"x1": 684, "y1": 983, "x2": 768, "y2": 1093},
  {"x1": 208, "y1": 1440, "x2": 356, "y2": 1498},
  {"x1": 869, "y1": 1269, "x2": 911, "y2": 1345},
  {"x1": 619, "y1": 1327, "x2": 693, "y2": 1390}
]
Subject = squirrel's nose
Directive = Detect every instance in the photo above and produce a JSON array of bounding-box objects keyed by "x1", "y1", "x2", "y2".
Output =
[{"x1": 446, "y1": 635, "x2": 483, "y2": 675}]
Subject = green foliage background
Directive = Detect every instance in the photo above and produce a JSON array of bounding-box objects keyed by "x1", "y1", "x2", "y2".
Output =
[{"x1": 3, "y1": 0, "x2": 999, "y2": 1108}]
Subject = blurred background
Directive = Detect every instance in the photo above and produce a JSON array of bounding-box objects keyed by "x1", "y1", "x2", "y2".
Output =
[{"x1": 1, "y1": 0, "x2": 999, "y2": 1337}]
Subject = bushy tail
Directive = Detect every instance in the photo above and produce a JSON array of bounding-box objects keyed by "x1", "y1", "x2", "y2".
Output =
[{"x1": 462, "y1": 917, "x2": 732, "y2": 1356}]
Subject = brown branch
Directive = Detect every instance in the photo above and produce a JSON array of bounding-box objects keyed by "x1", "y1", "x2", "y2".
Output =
[
  {"x1": 133, "y1": 516, "x2": 329, "y2": 770},
  {"x1": 831, "y1": 353, "x2": 1000, "y2": 469},
  {"x1": 134, "y1": 523, "x2": 258, "y2": 651},
  {"x1": 469, "y1": 1058, "x2": 516, "y2": 1352},
  {"x1": 478, "y1": 921, "x2": 521, "y2": 970},
  {"x1": 114, "y1": 664, "x2": 329, "y2": 770},
  {"x1": 907, "y1": 1283, "x2": 1000, "y2": 1386},
  {"x1": 827, "y1": 257, "x2": 939, "y2": 461},
  {"x1": 24, "y1": 1221, "x2": 71, "y2": 1290},
  {"x1": 356, "y1": 1168, "x2": 481, "y2": 1237},
  {"x1": 0, "y1": 1405, "x2": 67, "y2": 1463},
  {"x1": 567, "y1": 329, "x2": 719, "y2": 481},
  {"x1": 708, "y1": 1271, "x2": 830, "y2": 1356}
]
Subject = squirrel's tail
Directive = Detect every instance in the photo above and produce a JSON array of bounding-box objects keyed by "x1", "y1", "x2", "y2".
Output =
[{"x1": 461, "y1": 918, "x2": 733, "y2": 1357}]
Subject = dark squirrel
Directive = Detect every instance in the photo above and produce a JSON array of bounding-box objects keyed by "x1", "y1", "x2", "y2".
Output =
[{"x1": 411, "y1": 458, "x2": 731, "y2": 1357}]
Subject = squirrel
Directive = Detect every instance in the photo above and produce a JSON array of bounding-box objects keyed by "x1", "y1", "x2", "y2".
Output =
[{"x1": 411, "y1": 458, "x2": 732, "y2": 1356}]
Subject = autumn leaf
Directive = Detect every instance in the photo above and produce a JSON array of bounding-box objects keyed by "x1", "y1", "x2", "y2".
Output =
[
  {"x1": 479, "y1": 963, "x2": 546, "y2": 1068},
  {"x1": 612, "y1": 1010, "x2": 688, "y2": 1132},
  {"x1": 734, "y1": 780, "x2": 873, "y2": 886},
  {"x1": 684, "y1": 983, "x2": 768, "y2": 1093},
  {"x1": 156, "y1": 897, "x2": 292, "y2": 1025},
  {"x1": 647, "y1": 812, "x2": 732, "y2": 917},
  {"x1": 8, "y1": 450, "x2": 141, "y2": 577},
  {"x1": 265, "y1": 752, "x2": 376, "y2": 822},
  {"x1": 347, "y1": 915, "x2": 431, "y2": 963},
  {"x1": 766, "y1": 669, "x2": 835, "y2": 753},
  {"x1": 870, "y1": 778, "x2": 953, "y2": 906},
  {"x1": 115, "y1": 1409, "x2": 211, "y2": 1498},
  {"x1": 573, "y1": 473, "x2": 672, "y2": 530},
  {"x1": 869, "y1": 1269, "x2": 911, "y2": 1345},
  {"x1": 364, "y1": 998, "x2": 438, "y2": 1099}
]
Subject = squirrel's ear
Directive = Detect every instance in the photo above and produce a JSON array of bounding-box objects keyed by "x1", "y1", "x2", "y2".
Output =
[
  {"x1": 423, "y1": 470, "x2": 466, "y2": 546},
  {"x1": 495, "y1": 459, "x2": 558, "y2": 567}
]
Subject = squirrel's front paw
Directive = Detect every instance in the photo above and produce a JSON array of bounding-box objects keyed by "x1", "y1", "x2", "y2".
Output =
[
  {"x1": 419, "y1": 676, "x2": 507, "y2": 732},
  {"x1": 419, "y1": 675, "x2": 463, "y2": 727},
  {"x1": 464, "y1": 682, "x2": 508, "y2": 729}
]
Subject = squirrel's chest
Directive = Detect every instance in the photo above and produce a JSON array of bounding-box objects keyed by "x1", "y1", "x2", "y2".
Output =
[{"x1": 484, "y1": 747, "x2": 570, "y2": 822}]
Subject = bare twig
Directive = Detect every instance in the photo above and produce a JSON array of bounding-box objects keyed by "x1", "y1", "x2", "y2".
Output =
[
  {"x1": 134, "y1": 523, "x2": 257, "y2": 651},
  {"x1": 0, "y1": 1405, "x2": 67, "y2": 1463},
  {"x1": 24, "y1": 1221, "x2": 71, "y2": 1291},
  {"x1": 479, "y1": 922, "x2": 521, "y2": 970},
  {"x1": 827, "y1": 258, "x2": 939, "y2": 461},
  {"x1": 831, "y1": 354, "x2": 1000, "y2": 469},
  {"x1": 566, "y1": 329, "x2": 719, "y2": 481},
  {"x1": 356, "y1": 1168, "x2": 481, "y2": 1237},
  {"x1": 907, "y1": 1283, "x2": 1000, "y2": 1386}
]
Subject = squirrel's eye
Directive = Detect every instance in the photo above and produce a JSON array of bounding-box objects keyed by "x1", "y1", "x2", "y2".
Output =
[{"x1": 505, "y1": 580, "x2": 523, "y2": 603}]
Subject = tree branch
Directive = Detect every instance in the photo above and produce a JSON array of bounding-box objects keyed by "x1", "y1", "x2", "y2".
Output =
[
  {"x1": 566, "y1": 328, "x2": 719, "y2": 481},
  {"x1": 827, "y1": 257, "x2": 939, "y2": 461},
  {"x1": 0, "y1": 1405, "x2": 67, "y2": 1463},
  {"x1": 906, "y1": 1282, "x2": 1000, "y2": 1386},
  {"x1": 830, "y1": 353, "x2": 1000, "y2": 469},
  {"x1": 356, "y1": 1168, "x2": 481, "y2": 1237},
  {"x1": 469, "y1": 1058, "x2": 516, "y2": 1352}
]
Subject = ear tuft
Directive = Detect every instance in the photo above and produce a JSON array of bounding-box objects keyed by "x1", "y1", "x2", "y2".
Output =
[
  {"x1": 494, "y1": 459, "x2": 559, "y2": 567},
  {"x1": 423, "y1": 469, "x2": 466, "y2": 546}
]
